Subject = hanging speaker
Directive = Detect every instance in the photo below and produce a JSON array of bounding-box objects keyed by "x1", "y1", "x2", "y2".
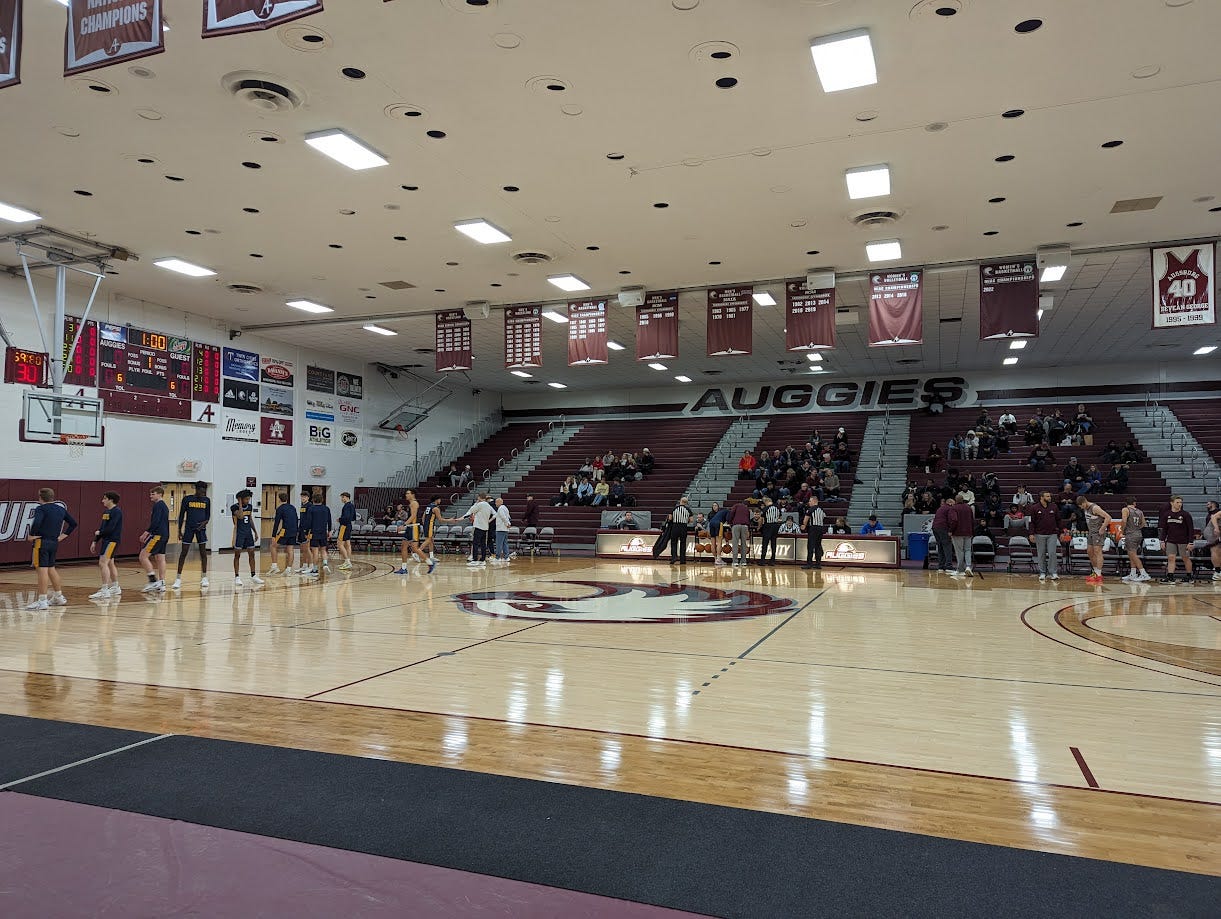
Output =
[
  {"x1": 617, "y1": 287, "x2": 645, "y2": 308},
  {"x1": 806, "y1": 269, "x2": 836, "y2": 291}
]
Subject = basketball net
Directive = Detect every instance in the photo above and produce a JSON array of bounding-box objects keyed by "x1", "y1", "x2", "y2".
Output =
[{"x1": 60, "y1": 433, "x2": 89, "y2": 459}]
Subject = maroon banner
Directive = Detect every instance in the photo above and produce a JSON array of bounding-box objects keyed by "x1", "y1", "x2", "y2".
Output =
[
  {"x1": 203, "y1": 1, "x2": 324, "y2": 38},
  {"x1": 435, "y1": 310, "x2": 472, "y2": 372},
  {"x1": 260, "y1": 416, "x2": 293, "y2": 446},
  {"x1": 979, "y1": 259, "x2": 1039, "y2": 340},
  {"x1": 636, "y1": 291, "x2": 679, "y2": 361},
  {"x1": 567, "y1": 299, "x2": 608, "y2": 366},
  {"x1": 868, "y1": 269, "x2": 923, "y2": 347},
  {"x1": 785, "y1": 281, "x2": 836, "y2": 352},
  {"x1": 707, "y1": 286, "x2": 752, "y2": 356},
  {"x1": 504, "y1": 305, "x2": 542, "y2": 369},
  {"x1": 65, "y1": 0, "x2": 164, "y2": 76},
  {"x1": 0, "y1": 0, "x2": 21, "y2": 90}
]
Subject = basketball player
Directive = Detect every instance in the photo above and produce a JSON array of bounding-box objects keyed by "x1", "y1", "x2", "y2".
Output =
[
  {"x1": 393, "y1": 488, "x2": 427, "y2": 574},
  {"x1": 1076, "y1": 496, "x2": 1113, "y2": 585},
  {"x1": 418, "y1": 496, "x2": 441, "y2": 573},
  {"x1": 26, "y1": 488, "x2": 77, "y2": 610},
  {"x1": 138, "y1": 485, "x2": 170, "y2": 593},
  {"x1": 230, "y1": 489, "x2": 264, "y2": 587},
  {"x1": 1158, "y1": 495, "x2": 1194, "y2": 584},
  {"x1": 308, "y1": 491, "x2": 333, "y2": 574},
  {"x1": 297, "y1": 489, "x2": 315, "y2": 575},
  {"x1": 337, "y1": 491, "x2": 356, "y2": 570},
  {"x1": 88, "y1": 492, "x2": 123, "y2": 599},
  {"x1": 1120, "y1": 497, "x2": 1151, "y2": 583},
  {"x1": 173, "y1": 481, "x2": 211, "y2": 589},
  {"x1": 267, "y1": 492, "x2": 299, "y2": 574}
]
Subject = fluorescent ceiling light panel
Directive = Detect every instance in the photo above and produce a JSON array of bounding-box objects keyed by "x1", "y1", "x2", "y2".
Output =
[
  {"x1": 1193, "y1": 346, "x2": 1217, "y2": 356},
  {"x1": 674, "y1": 375, "x2": 692, "y2": 383},
  {"x1": 510, "y1": 370, "x2": 533, "y2": 378},
  {"x1": 546, "y1": 274, "x2": 591, "y2": 292},
  {"x1": 454, "y1": 219, "x2": 512, "y2": 244},
  {"x1": 845, "y1": 164, "x2": 891, "y2": 199},
  {"x1": 1009, "y1": 340, "x2": 1028, "y2": 350},
  {"x1": 1040, "y1": 265, "x2": 1067, "y2": 283},
  {"x1": 362, "y1": 324, "x2": 397, "y2": 336},
  {"x1": 0, "y1": 202, "x2": 41, "y2": 223},
  {"x1": 153, "y1": 258, "x2": 215, "y2": 277},
  {"x1": 1003, "y1": 357, "x2": 1019, "y2": 365},
  {"x1": 1037, "y1": 309, "x2": 1044, "y2": 320},
  {"x1": 866, "y1": 239, "x2": 902, "y2": 262},
  {"x1": 806, "y1": 352, "x2": 824, "y2": 362},
  {"x1": 304, "y1": 130, "x2": 388, "y2": 171},
  {"x1": 752, "y1": 291, "x2": 777, "y2": 306},
  {"x1": 548, "y1": 382, "x2": 567, "y2": 389},
  {"x1": 542, "y1": 310, "x2": 569, "y2": 324},
  {"x1": 285, "y1": 299, "x2": 334, "y2": 314},
  {"x1": 810, "y1": 29, "x2": 877, "y2": 93},
  {"x1": 648, "y1": 362, "x2": 668, "y2": 371},
  {"x1": 606, "y1": 340, "x2": 626, "y2": 351}
]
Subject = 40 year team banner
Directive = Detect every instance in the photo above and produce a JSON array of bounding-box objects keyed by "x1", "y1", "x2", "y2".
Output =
[
  {"x1": 65, "y1": 0, "x2": 165, "y2": 76},
  {"x1": 1151, "y1": 244, "x2": 1215, "y2": 329},
  {"x1": 0, "y1": 0, "x2": 21, "y2": 89}
]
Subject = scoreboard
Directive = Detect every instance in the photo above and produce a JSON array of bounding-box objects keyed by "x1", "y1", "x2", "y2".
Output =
[
  {"x1": 4, "y1": 348, "x2": 47, "y2": 387},
  {"x1": 62, "y1": 316, "x2": 99, "y2": 387},
  {"x1": 100, "y1": 326, "x2": 193, "y2": 397}
]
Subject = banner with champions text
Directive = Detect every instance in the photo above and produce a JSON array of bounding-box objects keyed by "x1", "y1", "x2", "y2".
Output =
[
  {"x1": 636, "y1": 291, "x2": 679, "y2": 361},
  {"x1": 202, "y1": 1, "x2": 324, "y2": 38},
  {"x1": 868, "y1": 269, "x2": 923, "y2": 347},
  {"x1": 707, "y1": 286, "x2": 752, "y2": 356},
  {"x1": 1151, "y1": 244, "x2": 1215, "y2": 329},
  {"x1": 0, "y1": 0, "x2": 21, "y2": 90},
  {"x1": 65, "y1": 0, "x2": 164, "y2": 76},
  {"x1": 785, "y1": 281, "x2": 835, "y2": 352},
  {"x1": 567, "y1": 298, "x2": 609, "y2": 366},
  {"x1": 504, "y1": 305, "x2": 542, "y2": 369},
  {"x1": 435, "y1": 310, "x2": 472, "y2": 372},
  {"x1": 979, "y1": 258, "x2": 1039, "y2": 340}
]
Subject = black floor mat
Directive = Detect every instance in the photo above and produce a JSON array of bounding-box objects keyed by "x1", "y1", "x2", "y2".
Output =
[{"x1": 0, "y1": 713, "x2": 152, "y2": 786}]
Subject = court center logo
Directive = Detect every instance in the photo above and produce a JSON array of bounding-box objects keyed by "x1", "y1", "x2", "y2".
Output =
[{"x1": 454, "y1": 580, "x2": 795, "y2": 623}]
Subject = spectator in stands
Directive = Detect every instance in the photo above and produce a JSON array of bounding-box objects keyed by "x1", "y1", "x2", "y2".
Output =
[
  {"x1": 1028, "y1": 442, "x2": 1055, "y2": 471},
  {"x1": 1063, "y1": 457, "x2": 1087, "y2": 494},
  {"x1": 833, "y1": 427, "x2": 849, "y2": 448},
  {"x1": 1159, "y1": 496, "x2": 1194, "y2": 584},
  {"x1": 980, "y1": 471, "x2": 1001, "y2": 498},
  {"x1": 1084, "y1": 464, "x2": 1103, "y2": 493},
  {"x1": 947, "y1": 433, "x2": 963, "y2": 461},
  {"x1": 1101, "y1": 440, "x2": 1122, "y2": 464},
  {"x1": 738, "y1": 450, "x2": 757, "y2": 479},
  {"x1": 1024, "y1": 417, "x2": 1044, "y2": 446},
  {"x1": 615, "y1": 511, "x2": 639, "y2": 530},
  {"x1": 523, "y1": 494, "x2": 540, "y2": 531},
  {"x1": 446, "y1": 463, "x2": 462, "y2": 486},
  {"x1": 828, "y1": 517, "x2": 850, "y2": 535},
  {"x1": 964, "y1": 430, "x2": 980, "y2": 460},
  {"x1": 958, "y1": 480, "x2": 976, "y2": 508},
  {"x1": 859, "y1": 515, "x2": 883, "y2": 535},
  {"x1": 832, "y1": 442, "x2": 852, "y2": 473},
  {"x1": 978, "y1": 429, "x2": 997, "y2": 459},
  {"x1": 980, "y1": 492, "x2": 1004, "y2": 529},
  {"x1": 1046, "y1": 410, "x2": 1068, "y2": 446},
  {"x1": 1003, "y1": 503, "x2": 1027, "y2": 536},
  {"x1": 949, "y1": 494, "x2": 976, "y2": 577},
  {"x1": 591, "y1": 454, "x2": 605, "y2": 482},
  {"x1": 902, "y1": 495, "x2": 918, "y2": 517},
  {"x1": 1103, "y1": 463, "x2": 1128, "y2": 494},
  {"x1": 576, "y1": 477, "x2": 594, "y2": 505},
  {"x1": 822, "y1": 470, "x2": 841, "y2": 501},
  {"x1": 998, "y1": 410, "x2": 1018, "y2": 434},
  {"x1": 1120, "y1": 441, "x2": 1144, "y2": 464},
  {"x1": 551, "y1": 483, "x2": 570, "y2": 507},
  {"x1": 608, "y1": 479, "x2": 627, "y2": 507},
  {"x1": 458, "y1": 465, "x2": 473, "y2": 487},
  {"x1": 640, "y1": 448, "x2": 655, "y2": 475},
  {"x1": 925, "y1": 443, "x2": 943, "y2": 473},
  {"x1": 620, "y1": 453, "x2": 639, "y2": 481},
  {"x1": 578, "y1": 458, "x2": 594, "y2": 478},
  {"x1": 1073, "y1": 404, "x2": 1094, "y2": 436},
  {"x1": 592, "y1": 479, "x2": 609, "y2": 506},
  {"x1": 927, "y1": 392, "x2": 946, "y2": 415},
  {"x1": 1012, "y1": 485, "x2": 1034, "y2": 508},
  {"x1": 380, "y1": 505, "x2": 397, "y2": 525}
]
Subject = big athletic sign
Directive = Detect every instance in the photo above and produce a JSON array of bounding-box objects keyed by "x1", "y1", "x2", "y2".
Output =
[{"x1": 688, "y1": 376, "x2": 970, "y2": 414}]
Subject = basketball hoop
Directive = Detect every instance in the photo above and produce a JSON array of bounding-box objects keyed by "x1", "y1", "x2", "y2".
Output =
[
  {"x1": 395, "y1": 423, "x2": 408, "y2": 440},
  {"x1": 60, "y1": 433, "x2": 89, "y2": 458}
]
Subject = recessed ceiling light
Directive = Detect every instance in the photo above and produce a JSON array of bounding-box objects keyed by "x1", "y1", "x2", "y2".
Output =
[
  {"x1": 1014, "y1": 19, "x2": 1043, "y2": 33},
  {"x1": 362, "y1": 324, "x2": 397, "y2": 336},
  {"x1": 1003, "y1": 357, "x2": 1019, "y2": 365},
  {"x1": 715, "y1": 77, "x2": 738, "y2": 89},
  {"x1": 154, "y1": 258, "x2": 215, "y2": 277},
  {"x1": 1040, "y1": 265, "x2": 1067, "y2": 283},
  {"x1": 752, "y1": 292, "x2": 777, "y2": 306},
  {"x1": 845, "y1": 164, "x2": 891, "y2": 199},
  {"x1": 648, "y1": 362, "x2": 668, "y2": 371},
  {"x1": 1009, "y1": 340, "x2": 1028, "y2": 350},
  {"x1": 542, "y1": 310, "x2": 569, "y2": 323},
  {"x1": 0, "y1": 202, "x2": 41, "y2": 223},
  {"x1": 995, "y1": 154, "x2": 1016, "y2": 162},
  {"x1": 866, "y1": 239, "x2": 902, "y2": 261},
  {"x1": 548, "y1": 382, "x2": 567, "y2": 389},
  {"x1": 304, "y1": 129, "x2": 388, "y2": 171},
  {"x1": 454, "y1": 219, "x2": 512, "y2": 244},
  {"x1": 546, "y1": 274, "x2": 590, "y2": 292},
  {"x1": 510, "y1": 370, "x2": 533, "y2": 378},
  {"x1": 806, "y1": 353, "x2": 823, "y2": 362},
  {"x1": 1193, "y1": 346, "x2": 1216, "y2": 356},
  {"x1": 286, "y1": 299, "x2": 334, "y2": 314},
  {"x1": 1101, "y1": 140, "x2": 1124, "y2": 149},
  {"x1": 674, "y1": 375, "x2": 692, "y2": 383},
  {"x1": 809, "y1": 29, "x2": 877, "y2": 93},
  {"x1": 1001, "y1": 109, "x2": 1025, "y2": 119},
  {"x1": 606, "y1": 340, "x2": 626, "y2": 351}
]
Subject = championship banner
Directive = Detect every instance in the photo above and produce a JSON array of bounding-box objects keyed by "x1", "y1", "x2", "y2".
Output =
[
  {"x1": 435, "y1": 310, "x2": 472, "y2": 372},
  {"x1": 567, "y1": 298, "x2": 609, "y2": 366},
  {"x1": 203, "y1": 1, "x2": 323, "y2": 38},
  {"x1": 1151, "y1": 244, "x2": 1215, "y2": 329},
  {"x1": 504, "y1": 305, "x2": 542, "y2": 369},
  {"x1": 636, "y1": 291, "x2": 679, "y2": 361},
  {"x1": 979, "y1": 259, "x2": 1039, "y2": 340},
  {"x1": 65, "y1": 0, "x2": 164, "y2": 76},
  {"x1": 868, "y1": 269, "x2": 923, "y2": 347},
  {"x1": 785, "y1": 281, "x2": 835, "y2": 352},
  {"x1": 707, "y1": 286, "x2": 752, "y2": 356},
  {"x1": 0, "y1": 0, "x2": 21, "y2": 90}
]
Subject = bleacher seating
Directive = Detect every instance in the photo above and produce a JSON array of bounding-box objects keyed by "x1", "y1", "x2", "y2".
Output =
[{"x1": 1164, "y1": 401, "x2": 1221, "y2": 476}]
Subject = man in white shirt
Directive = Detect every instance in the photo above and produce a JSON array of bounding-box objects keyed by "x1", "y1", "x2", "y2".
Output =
[
  {"x1": 462, "y1": 493, "x2": 495, "y2": 568},
  {"x1": 998, "y1": 411, "x2": 1017, "y2": 433},
  {"x1": 492, "y1": 497, "x2": 513, "y2": 564}
]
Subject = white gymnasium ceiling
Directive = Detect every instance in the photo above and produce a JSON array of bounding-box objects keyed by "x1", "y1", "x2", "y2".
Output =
[{"x1": 2, "y1": 0, "x2": 1219, "y2": 392}]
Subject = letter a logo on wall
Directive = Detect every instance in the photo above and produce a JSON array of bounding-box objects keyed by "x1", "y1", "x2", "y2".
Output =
[{"x1": 260, "y1": 416, "x2": 293, "y2": 446}]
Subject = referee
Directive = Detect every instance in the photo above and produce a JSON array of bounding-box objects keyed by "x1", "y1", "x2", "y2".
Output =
[
  {"x1": 669, "y1": 496, "x2": 693, "y2": 565},
  {"x1": 802, "y1": 496, "x2": 826, "y2": 570},
  {"x1": 759, "y1": 497, "x2": 781, "y2": 566}
]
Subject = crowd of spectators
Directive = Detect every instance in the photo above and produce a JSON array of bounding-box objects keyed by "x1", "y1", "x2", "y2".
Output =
[
  {"x1": 737, "y1": 429, "x2": 855, "y2": 515},
  {"x1": 551, "y1": 448, "x2": 656, "y2": 507}
]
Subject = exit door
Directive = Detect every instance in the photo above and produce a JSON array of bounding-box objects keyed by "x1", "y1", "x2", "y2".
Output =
[
  {"x1": 261, "y1": 484, "x2": 290, "y2": 539},
  {"x1": 162, "y1": 481, "x2": 210, "y2": 550}
]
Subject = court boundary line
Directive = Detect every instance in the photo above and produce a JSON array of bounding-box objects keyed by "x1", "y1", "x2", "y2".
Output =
[
  {"x1": 737, "y1": 590, "x2": 826, "y2": 659},
  {"x1": 0, "y1": 733, "x2": 173, "y2": 791},
  {"x1": 1070, "y1": 746, "x2": 1100, "y2": 789}
]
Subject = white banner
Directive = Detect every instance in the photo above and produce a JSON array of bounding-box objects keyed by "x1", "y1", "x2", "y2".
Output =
[
  {"x1": 220, "y1": 413, "x2": 258, "y2": 442},
  {"x1": 1152, "y1": 244, "x2": 1215, "y2": 329}
]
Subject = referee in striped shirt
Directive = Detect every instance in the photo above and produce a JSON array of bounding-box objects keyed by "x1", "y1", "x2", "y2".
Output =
[
  {"x1": 759, "y1": 497, "x2": 782, "y2": 565},
  {"x1": 668, "y1": 496, "x2": 692, "y2": 565},
  {"x1": 803, "y1": 496, "x2": 826, "y2": 569}
]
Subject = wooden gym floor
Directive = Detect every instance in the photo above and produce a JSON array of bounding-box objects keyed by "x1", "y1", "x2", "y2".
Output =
[{"x1": 0, "y1": 554, "x2": 1216, "y2": 877}]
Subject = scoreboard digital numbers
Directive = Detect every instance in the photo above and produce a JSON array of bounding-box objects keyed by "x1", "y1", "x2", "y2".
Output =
[
  {"x1": 4, "y1": 348, "x2": 48, "y2": 387},
  {"x1": 192, "y1": 342, "x2": 221, "y2": 403},
  {"x1": 62, "y1": 317, "x2": 99, "y2": 388}
]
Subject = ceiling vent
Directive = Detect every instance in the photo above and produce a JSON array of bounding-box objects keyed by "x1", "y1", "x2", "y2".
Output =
[
  {"x1": 379, "y1": 280, "x2": 416, "y2": 290},
  {"x1": 511, "y1": 251, "x2": 553, "y2": 265},
  {"x1": 850, "y1": 209, "x2": 902, "y2": 229},
  {"x1": 222, "y1": 72, "x2": 305, "y2": 113},
  {"x1": 227, "y1": 283, "x2": 263, "y2": 295},
  {"x1": 1110, "y1": 196, "x2": 1162, "y2": 213}
]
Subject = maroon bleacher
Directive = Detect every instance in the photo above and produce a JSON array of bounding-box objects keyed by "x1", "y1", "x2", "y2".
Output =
[{"x1": 1164, "y1": 401, "x2": 1221, "y2": 476}]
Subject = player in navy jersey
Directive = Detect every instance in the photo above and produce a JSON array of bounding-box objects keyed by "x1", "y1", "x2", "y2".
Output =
[
  {"x1": 419, "y1": 497, "x2": 442, "y2": 573},
  {"x1": 298, "y1": 490, "x2": 316, "y2": 575},
  {"x1": 268, "y1": 492, "x2": 300, "y2": 575},
  {"x1": 26, "y1": 487, "x2": 78, "y2": 611},
  {"x1": 306, "y1": 492, "x2": 333, "y2": 576},
  {"x1": 173, "y1": 481, "x2": 211, "y2": 590},
  {"x1": 138, "y1": 485, "x2": 170, "y2": 594},
  {"x1": 394, "y1": 489, "x2": 427, "y2": 575},
  {"x1": 88, "y1": 492, "x2": 123, "y2": 600},
  {"x1": 230, "y1": 489, "x2": 264, "y2": 588},
  {"x1": 337, "y1": 491, "x2": 356, "y2": 571}
]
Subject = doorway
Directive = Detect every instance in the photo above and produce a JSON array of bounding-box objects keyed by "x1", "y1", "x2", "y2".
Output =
[
  {"x1": 162, "y1": 481, "x2": 210, "y2": 551},
  {"x1": 261, "y1": 484, "x2": 291, "y2": 540}
]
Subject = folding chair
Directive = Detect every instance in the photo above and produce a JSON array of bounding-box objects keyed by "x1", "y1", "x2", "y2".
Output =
[
  {"x1": 506, "y1": 525, "x2": 521, "y2": 557},
  {"x1": 537, "y1": 526, "x2": 556, "y2": 556},
  {"x1": 1005, "y1": 535, "x2": 1035, "y2": 573},
  {"x1": 520, "y1": 526, "x2": 538, "y2": 556},
  {"x1": 971, "y1": 535, "x2": 996, "y2": 570}
]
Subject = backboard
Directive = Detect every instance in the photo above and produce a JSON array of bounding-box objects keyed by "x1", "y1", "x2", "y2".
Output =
[{"x1": 20, "y1": 390, "x2": 105, "y2": 445}]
